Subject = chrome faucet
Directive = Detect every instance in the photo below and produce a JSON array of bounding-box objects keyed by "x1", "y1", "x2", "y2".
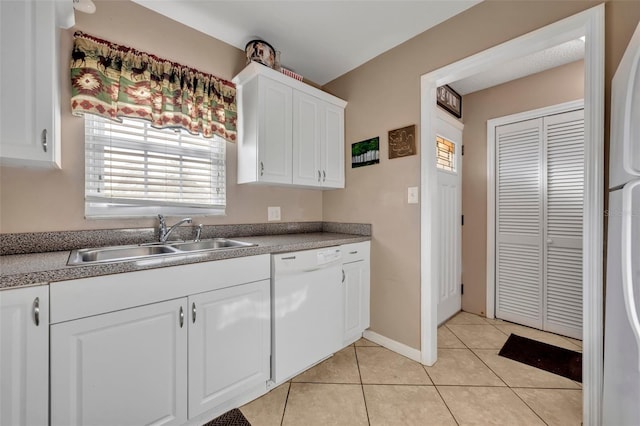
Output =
[{"x1": 158, "y1": 214, "x2": 192, "y2": 242}]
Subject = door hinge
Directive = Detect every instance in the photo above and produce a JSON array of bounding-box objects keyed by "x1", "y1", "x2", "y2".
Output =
[
  {"x1": 461, "y1": 145, "x2": 464, "y2": 156},
  {"x1": 461, "y1": 283, "x2": 464, "y2": 295},
  {"x1": 461, "y1": 215, "x2": 464, "y2": 226}
]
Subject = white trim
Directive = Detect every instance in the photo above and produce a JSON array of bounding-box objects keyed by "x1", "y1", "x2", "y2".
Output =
[
  {"x1": 419, "y1": 5, "x2": 604, "y2": 425},
  {"x1": 486, "y1": 99, "x2": 585, "y2": 320},
  {"x1": 362, "y1": 330, "x2": 422, "y2": 363}
]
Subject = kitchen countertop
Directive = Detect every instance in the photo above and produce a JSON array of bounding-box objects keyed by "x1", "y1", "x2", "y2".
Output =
[{"x1": 0, "y1": 232, "x2": 370, "y2": 290}]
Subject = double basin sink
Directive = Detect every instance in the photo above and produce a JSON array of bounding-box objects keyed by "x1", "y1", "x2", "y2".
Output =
[{"x1": 67, "y1": 239, "x2": 256, "y2": 265}]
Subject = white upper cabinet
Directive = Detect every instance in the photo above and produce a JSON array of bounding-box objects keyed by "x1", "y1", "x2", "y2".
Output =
[
  {"x1": 234, "y1": 62, "x2": 347, "y2": 189},
  {"x1": 293, "y1": 92, "x2": 345, "y2": 188},
  {"x1": 0, "y1": 0, "x2": 74, "y2": 168}
]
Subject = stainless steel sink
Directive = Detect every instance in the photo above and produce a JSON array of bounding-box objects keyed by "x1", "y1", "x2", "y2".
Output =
[
  {"x1": 67, "y1": 238, "x2": 257, "y2": 265},
  {"x1": 169, "y1": 238, "x2": 256, "y2": 252},
  {"x1": 68, "y1": 244, "x2": 181, "y2": 265}
]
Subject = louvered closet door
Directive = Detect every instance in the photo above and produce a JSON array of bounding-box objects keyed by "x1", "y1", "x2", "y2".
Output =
[
  {"x1": 543, "y1": 109, "x2": 584, "y2": 339},
  {"x1": 496, "y1": 118, "x2": 544, "y2": 329}
]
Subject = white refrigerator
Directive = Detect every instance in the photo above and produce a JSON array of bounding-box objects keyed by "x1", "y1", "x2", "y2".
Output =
[{"x1": 602, "y1": 21, "x2": 640, "y2": 425}]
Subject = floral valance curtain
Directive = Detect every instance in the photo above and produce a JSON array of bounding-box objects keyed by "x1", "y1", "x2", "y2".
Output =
[{"x1": 70, "y1": 32, "x2": 237, "y2": 142}]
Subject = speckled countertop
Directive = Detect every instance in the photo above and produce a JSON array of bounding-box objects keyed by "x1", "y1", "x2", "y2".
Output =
[{"x1": 0, "y1": 232, "x2": 370, "y2": 290}]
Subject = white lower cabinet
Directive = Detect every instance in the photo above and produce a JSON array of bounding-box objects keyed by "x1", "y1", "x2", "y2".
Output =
[
  {"x1": 0, "y1": 285, "x2": 49, "y2": 426},
  {"x1": 49, "y1": 255, "x2": 271, "y2": 426},
  {"x1": 188, "y1": 280, "x2": 270, "y2": 418},
  {"x1": 341, "y1": 242, "x2": 371, "y2": 346},
  {"x1": 50, "y1": 299, "x2": 188, "y2": 426}
]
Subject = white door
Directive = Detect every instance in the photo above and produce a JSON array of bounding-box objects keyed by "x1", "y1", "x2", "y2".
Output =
[
  {"x1": 543, "y1": 109, "x2": 584, "y2": 339},
  {"x1": 0, "y1": 286, "x2": 49, "y2": 426},
  {"x1": 188, "y1": 280, "x2": 270, "y2": 419},
  {"x1": 495, "y1": 110, "x2": 584, "y2": 338},
  {"x1": 496, "y1": 118, "x2": 545, "y2": 329},
  {"x1": 436, "y1": 114, "x2": 463, "y2": 324},
  {"x1": 51, "y1": 298, "x2": 188, "y2": 426}
]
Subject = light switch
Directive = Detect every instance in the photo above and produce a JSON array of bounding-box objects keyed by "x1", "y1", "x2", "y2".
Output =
[
  {"x1": 268, "y1": 206, "x2": 281, "y2": 221},
  {"x1": 408, "y1": 187, "x2": 419, "y2": 204}
]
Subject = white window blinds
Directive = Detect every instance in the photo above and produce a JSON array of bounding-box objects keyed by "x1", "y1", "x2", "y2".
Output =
[{"x1": 84, "y1": 114, "x2": 225, "y2": 217}]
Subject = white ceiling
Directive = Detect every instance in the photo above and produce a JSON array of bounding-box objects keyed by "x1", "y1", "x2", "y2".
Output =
[
  {"x1": 132, "y1": 0, "x2": 482, "y2": 85},
  {"x1": 449, "y1": 39, "x2": 585, "y2": 95}
]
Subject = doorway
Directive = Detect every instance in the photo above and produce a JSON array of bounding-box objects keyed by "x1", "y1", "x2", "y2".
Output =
[{"x1": 419, "y1": 5, "x2": 604, "y2": 425}]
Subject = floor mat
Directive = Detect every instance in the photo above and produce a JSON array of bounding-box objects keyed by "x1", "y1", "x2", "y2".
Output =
[
  {"x1": 202, "y1": 408, "x2": 251, "y2": 426},
  {"x1": 498, "y1": 333, "x2": 582, "y2": 382}
]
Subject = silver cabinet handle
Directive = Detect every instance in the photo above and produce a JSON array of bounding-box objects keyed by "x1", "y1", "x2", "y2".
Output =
[
  {"x1": 33, "y1": 297, "x2": 40, "y2": 326},
  {"x1": 282, "y1": 255, "x2": 296, "y2": 260},
  {"x1": 192, "y1": 302, "x2": 196, "y2": 323},
  {"x1": 317, "y1": 170, "x2": 321, "y2": 182},
  {"x1": 260, "y1": 161, "x2": 264, "y2": 176},
  {"x1": 41, "y1": 129, "x2": 47, "y2": 153},
  {"x1": 179, "y1": 306, "x2": 184, "y2": 328},
  {"x1": 349, "y1": 251, "x2": 358, "y2": 255},
  {"x1": 342, "y1": 270, "x2": 345, "y2": 283},
  {"x1": 322, "y1": 170, "x2": 326, "y2": 182}
]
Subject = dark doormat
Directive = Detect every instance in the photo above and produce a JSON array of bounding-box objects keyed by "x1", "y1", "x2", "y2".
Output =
[
  {"x1": 202, "y1": 408, "x2": 251, "y2": 426},
  {"x1": 498, "y1": 333, "x2": 582, "y2": 382}
]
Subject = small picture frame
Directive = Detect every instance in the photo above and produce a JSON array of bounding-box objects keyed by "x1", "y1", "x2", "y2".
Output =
[
  {"x1": 437, "y1": 85, "x2": 462, "y2": 118},
  {"x1": 351, "y1": 137, "x2": 380, "y2": 168},
  {"x1": 388, "y1": 125, "x2": 416, "y2": 159}
]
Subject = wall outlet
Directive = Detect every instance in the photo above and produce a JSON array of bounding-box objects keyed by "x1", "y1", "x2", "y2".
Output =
[
  {"x1": 268, "y1": 206, "x2": 281, "y2": 221},
  {"x1": 408, "y1": 187, "x2": 419, "y2": 204}
]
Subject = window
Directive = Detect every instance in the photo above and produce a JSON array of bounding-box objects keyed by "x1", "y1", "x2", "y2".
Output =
[
  {"x1": 436, "y1": 135, "x2": 455, "y2": 172},
  {"x1": 84, "y1": 115, "x2": 226, "y2": 217}
]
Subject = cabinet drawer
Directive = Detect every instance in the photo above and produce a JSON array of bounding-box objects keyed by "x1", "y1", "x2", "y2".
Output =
[
  {"x1": 341, "y1": 241, "x2": 370, "y2": 264},
  {"x1": 50, "y1": 255, "x2": 270, "y2": 324}
]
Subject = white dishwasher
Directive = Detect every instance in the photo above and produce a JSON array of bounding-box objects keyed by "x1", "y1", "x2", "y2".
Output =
[{"x1": 271, "y1": 247, "x2": 343, "y2": 384}]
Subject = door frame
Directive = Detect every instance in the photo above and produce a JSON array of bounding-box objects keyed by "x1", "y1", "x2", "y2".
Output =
[
  {"x1": 486, "y1": 99, "x2": 584, "y2": 321},
  {"x1": 419, "y1": 5, "x2": 604, "y2": 425}
]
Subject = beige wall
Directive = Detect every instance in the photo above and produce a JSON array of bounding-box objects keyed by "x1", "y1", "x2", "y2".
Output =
[
  {"x1": 0, "y1": 0, "x2": 322, "y2": 233},
  {"x1": 323, "y1": 1, "x2": 640, "y2": 350},
  {"x1": 461, "y1": 60, "x2": 585, "y2": 316}
]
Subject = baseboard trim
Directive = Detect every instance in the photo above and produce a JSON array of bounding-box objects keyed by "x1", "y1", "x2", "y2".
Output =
[{"x1": 362, "y1": 330, "x2": 422, "y2": 363}]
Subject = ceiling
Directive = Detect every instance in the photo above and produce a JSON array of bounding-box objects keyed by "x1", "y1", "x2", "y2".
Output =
[
  {"x1": 449, "y1": 39, "x2": 585, "y2": 95},
  {"x1": 131, "y1": 1, "x2": 584, "y2": 92},
  {"x1": 132, "y1": 0, "x2": 481, "y2": 85}
]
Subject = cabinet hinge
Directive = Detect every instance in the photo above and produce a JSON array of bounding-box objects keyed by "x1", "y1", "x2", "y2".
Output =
[
  {"x1": 462, "y1": 145, "x2": 464, "y2": 156},
  {"x1": 461, "y1": 215, "x2": 464, "y2": 226},
  {"x1": 461, "y1": 283, "x2": 464, "y2": 295}
]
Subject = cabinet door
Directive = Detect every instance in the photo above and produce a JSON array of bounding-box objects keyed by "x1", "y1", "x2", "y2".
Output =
[
  {"x1": 0, "y1": 286, "x2": 49, "y2": 426},
  {"x1": 188, "y1": 280, "x2": 270, "y2": 418},
  {"x1": 321, "y1": 103, "x2": 345, "y2": 188},
  {"x1": 51, "y1": 298, "x2": 188, "y2": 426},
  {"x1": 0, "y1": 0, "x2": 62, "y2": 168},
  {"x1": 293, "y1": 91, "x2": 322, "y2": 187},
  {"x1": 342, "y1": 261, "x2": 370, "y2": 345},
  {"x1": 258, "y1": 76, "x2": 293, "y2": 184}
]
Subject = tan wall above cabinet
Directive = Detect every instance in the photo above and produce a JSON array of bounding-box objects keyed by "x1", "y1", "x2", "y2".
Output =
[{"x1": 233, "y1": 63, "x2": 347, "y2": 190}]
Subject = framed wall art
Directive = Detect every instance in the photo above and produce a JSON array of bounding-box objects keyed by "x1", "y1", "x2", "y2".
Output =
[
  {"x1": 437, "y1": 85, "x2": 462, "y2": 118},
  {"x1": 352, "y1": 137, "x2": 379, "y2": 168},
  {"x1": 388, "y1": 125, "x2": 416, "y2": 159}
]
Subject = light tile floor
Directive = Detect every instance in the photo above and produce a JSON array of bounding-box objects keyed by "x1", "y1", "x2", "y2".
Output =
[{"x1": 241, "y1": 311, "x2": 583, "y2": 426}]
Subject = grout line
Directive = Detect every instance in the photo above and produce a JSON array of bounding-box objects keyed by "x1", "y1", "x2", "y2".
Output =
[
  {"x1": 353, "y1": 343, "x2": 371, "y2": 426},
  {"x1": 507, "y1": 386, "x2": 550, "y2": 425},
  {"x1": 432, "y1": 383, "x2": 460, "y2": 425},
  {"x1": 279, "y1": 382, "x2": 292, "y2": 426}
]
